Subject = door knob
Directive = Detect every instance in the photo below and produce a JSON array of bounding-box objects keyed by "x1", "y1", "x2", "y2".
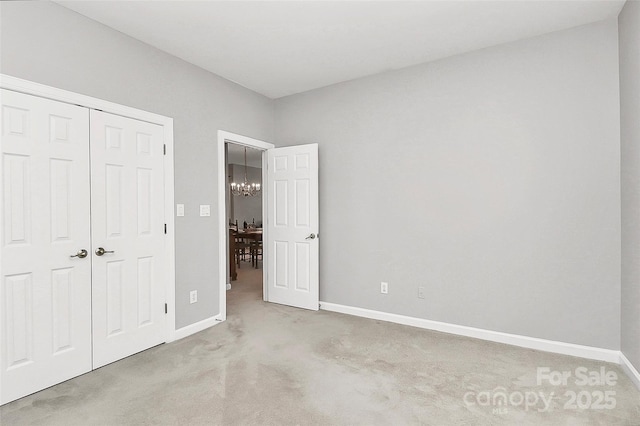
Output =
[
  {"x1": 305, "y1": 233, "x2": 316, "y2": 240},
  {"x1": 70, "y1": 249, "x2": 88, "y2": 259},
  {"x1": 95, "y1": 247, "x2": 114, "y2": 256}
]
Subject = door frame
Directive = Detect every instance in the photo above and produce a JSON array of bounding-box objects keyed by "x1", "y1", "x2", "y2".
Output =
[
  {"x1": 0, "y1": 74, "x2": 177, "y2": 343},
  {"x1": 217, "y1": 130, "x2": 274, "y2": 320}
]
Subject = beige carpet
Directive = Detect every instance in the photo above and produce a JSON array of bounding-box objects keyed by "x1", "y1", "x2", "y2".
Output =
[{"x1": 1, "y1": 265, "x2": 639, "y2": 425}]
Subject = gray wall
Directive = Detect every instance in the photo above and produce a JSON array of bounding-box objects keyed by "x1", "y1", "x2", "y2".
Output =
[
  {"x1": 620, "y1": 0, "x2": 640, "y2": 372},
  {"x1": 0, "y1": 2, "x2": 274, "y2": 329},
  {"x1": 275, "y1": 20, "x2": 621, "y2": 349},
  {"x1": 230, "y1": 164, "x2": 263, "y2": 227},
  {"x1": 0, "y1": 2, "x2": 626, "y2": 352}
]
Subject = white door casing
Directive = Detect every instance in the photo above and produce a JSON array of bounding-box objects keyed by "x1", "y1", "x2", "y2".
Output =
[
  {"x1": 216, "y1": 131, "x2": 274, "y2": 323},
  {"x1": 266, "y1": 144, "x2": 319, "y2": 310},
  {"x1": 0, "y1": 89, "x2": 92, "y2": 404},
  {"x1": 90, "y1": 110, "x2": 166, "y2": 369}
]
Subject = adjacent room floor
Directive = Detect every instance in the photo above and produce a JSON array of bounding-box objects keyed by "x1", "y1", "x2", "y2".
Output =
[{"x1": 1, "y1": 267, "x2": 639, "y2": 425}]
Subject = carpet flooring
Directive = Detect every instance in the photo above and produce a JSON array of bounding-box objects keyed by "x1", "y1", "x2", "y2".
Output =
[{"x1": 1, "y1": 264, "x2": 639, "y2": 425}]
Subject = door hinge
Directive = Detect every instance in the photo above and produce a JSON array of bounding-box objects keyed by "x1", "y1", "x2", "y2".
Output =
[
  {"x1": 164, "y1": 144, "x2": 166, "y2": 155},
  {"x1": 164, "y1": 223, "x2": 167, "y2": 234},
  {"x1": 165, "y1": 303, "x2": 168, "y2": 314}
]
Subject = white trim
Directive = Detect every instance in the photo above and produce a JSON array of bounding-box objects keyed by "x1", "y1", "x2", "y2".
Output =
[
  {"x1": 217, "y1": 130, "x2": 274, "y2": 324},
  {"x1": 0, "y1": 74, "x2": 177, "y2": 343},
  {"x1": 217, "y1": 132, "x2": 227, "y2": 321},
  {"x1": 163, "y1": 121, "x2": 176, "y2": 342},
  {"x1": 620, "y1": 352, "x2": 640, "y2": 390},
  {"x1": 261, "y1": 150, "x2": 269, "y2": 303},
  {"x1": 0, "y1": 74, "x2": 169, "y2": 125},
  {"x1": 319, "y1": 302, "x2": 621, "y2": 363},
  {"x1": 173, "y1": 315, "x2": 224, "y2": 341}
]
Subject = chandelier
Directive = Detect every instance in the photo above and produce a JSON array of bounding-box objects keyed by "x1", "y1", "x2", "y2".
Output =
[{"x1": 230, "y1": 147, "x2": 261, "y2": 197}]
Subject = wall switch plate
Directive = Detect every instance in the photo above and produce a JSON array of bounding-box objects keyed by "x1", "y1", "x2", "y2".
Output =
[
  {"x1": 381, "y1": 282, "x2": 388, "y2": 294},
  {"x1": 176, "y1": 204, "x2": 185, "y2": 217},
  {"x1": 199, "y1": 205, "x2": 210, "y2": 217},
  {"x1": 190, "y1": 290, "x2": 198, "y2": 304},
  {"x1": 418, "y1": 286, "x2": 426, "y2": 299}
]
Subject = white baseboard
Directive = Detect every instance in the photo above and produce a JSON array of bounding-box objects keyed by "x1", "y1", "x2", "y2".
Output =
[
  {"x1": 319, "y1": 302, "x2": 620, "y2": 363},
  {"x1": 173, "y1": 314, "x2": 224, "y2": 341},
  {"x1": 620, "y1": 352, "x2": 640, "y2": 390}
]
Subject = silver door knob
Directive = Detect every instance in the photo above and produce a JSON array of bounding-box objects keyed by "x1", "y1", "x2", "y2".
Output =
[
  {"x1": 305, "y1": 233, "x2": 316, "y2": 240},
  {"x1": 95, "y1": 247, "x2": 114, "y2": 256},
  {"x1": 70, "y1": 249, "x2": 88, "y2": 258}
]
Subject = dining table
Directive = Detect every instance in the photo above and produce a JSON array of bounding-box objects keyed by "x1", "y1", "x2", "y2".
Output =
[{"x1": 235, "y1": 229, "x2": 263, "y2": 240}]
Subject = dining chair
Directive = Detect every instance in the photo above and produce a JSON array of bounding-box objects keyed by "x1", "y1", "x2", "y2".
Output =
[
  {"x1": 250, "y1": 234, "x2": 263, "y2": 268},
  {"x1": 234, "y1": 234, "x2": 250, "y2": 267}
]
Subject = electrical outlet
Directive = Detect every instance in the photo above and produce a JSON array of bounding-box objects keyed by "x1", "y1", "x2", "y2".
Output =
[
  {"x1": 418, "y1": 286, "x2": 426, "y2": 299},
  {"x1": 190, "y1": 290, "x2": 198, "y2": 304},
  {"x1": 381, "y1": 282, "x2": 388, "y2": 294}
]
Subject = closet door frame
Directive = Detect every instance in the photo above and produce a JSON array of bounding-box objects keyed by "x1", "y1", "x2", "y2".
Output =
[{"x1": 0, "y1": 74, "x2": 177, "y2": 343}]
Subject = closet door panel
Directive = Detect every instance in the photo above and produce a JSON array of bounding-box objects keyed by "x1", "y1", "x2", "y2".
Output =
[
  {"x1": 90, "y1": 110, "x2": 165, "y2": 369},
  {"x1": 0, "y1": 89, "x2": 92, "y2": 405}
]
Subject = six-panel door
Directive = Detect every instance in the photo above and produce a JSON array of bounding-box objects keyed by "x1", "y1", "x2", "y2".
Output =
[
  {"x1": 90, "y1": 110, "x2": 166, "y2": 369},
  {"x1": 266, "y1": 144, "x2": 319, "y2": 310},
  {"x1": 0, "y1": 89, "x2": 92, "y2": 404}
]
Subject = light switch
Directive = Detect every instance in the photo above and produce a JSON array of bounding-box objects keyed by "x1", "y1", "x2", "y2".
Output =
[
  {"x1": 176, "y1": 204, "x2": 184, "y2": 217},
  {"x1": 199, "y1": 205, "x2": 211, "y2": 217}
]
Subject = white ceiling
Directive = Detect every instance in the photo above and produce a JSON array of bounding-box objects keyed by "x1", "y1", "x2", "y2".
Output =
[{"x1": 56, "y1": 1, "x2": 625, "y2": 99}]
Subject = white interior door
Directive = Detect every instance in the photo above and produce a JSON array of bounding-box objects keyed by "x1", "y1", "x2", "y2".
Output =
[
  {"x1": 0, "y1": 89, "x2": 92, "y2": 404},
  {"x1": 90, "y1": 110, "x2": 166, "y2": 369},
  {"x1": 266, "y1": 144, "x2": 319, "y2": 310}
]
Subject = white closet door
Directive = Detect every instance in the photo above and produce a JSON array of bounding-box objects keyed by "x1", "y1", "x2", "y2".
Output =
[
  {"x1": 90, "y1": 110, "x2": 166, "y2": 369},
  {"x1": 0, "y1": 89, "x2": 92, "y2": 404}
]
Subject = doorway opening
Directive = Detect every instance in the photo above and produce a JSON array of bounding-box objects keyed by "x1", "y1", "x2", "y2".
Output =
[
  {"x1": 226, "y1": 142, "x2": 264, "y2": 310},
  {"x1": 217, "y1": 130, "x2": 320, "y2": 318},
  {"x1": 217, "y1": 131, "x2": 274, "y2": 321}
]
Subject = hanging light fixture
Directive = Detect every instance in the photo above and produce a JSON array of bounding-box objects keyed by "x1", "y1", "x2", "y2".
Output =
[{"x1": 230, "y1": 147, "x2": 261, "y2": 197}]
